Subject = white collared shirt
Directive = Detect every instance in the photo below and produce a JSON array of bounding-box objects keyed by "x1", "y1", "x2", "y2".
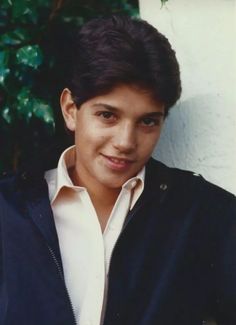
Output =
[{"x1": 44, "y1": 146, "x2": 145, "y2": 325}]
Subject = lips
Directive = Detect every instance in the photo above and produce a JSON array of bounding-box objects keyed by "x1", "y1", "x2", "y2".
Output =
[{"x1": 101, "y1": 154, "x2": 134, "y2": 171}]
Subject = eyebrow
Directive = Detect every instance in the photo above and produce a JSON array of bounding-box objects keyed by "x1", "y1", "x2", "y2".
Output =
[
  {"x1": 92, "y1": 103, "x2": 121, "y2": 112},
  {"x1": 92, "y1": 103, "x2": 164, "y2": 117}
]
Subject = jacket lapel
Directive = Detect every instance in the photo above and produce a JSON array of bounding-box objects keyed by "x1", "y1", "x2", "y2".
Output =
[
  {"x1": 17, "y1": 170, "x2": 62, "y2": 264},
  {"x1": 124, "y1": 158, "x2": 173, "y2": 228}
]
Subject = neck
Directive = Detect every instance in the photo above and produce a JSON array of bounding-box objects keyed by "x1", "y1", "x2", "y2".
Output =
[{"x1": 69, "y1": 167, "x2": 121, "y2": 231}]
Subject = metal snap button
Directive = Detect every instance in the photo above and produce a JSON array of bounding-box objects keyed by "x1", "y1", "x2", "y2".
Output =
[{"x1": 160, "y1": 183, "x2": 167, "y2": 190}]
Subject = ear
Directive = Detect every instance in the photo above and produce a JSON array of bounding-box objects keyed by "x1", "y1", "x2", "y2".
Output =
[{"x1": 60, "y1": 88, "x2": 77, "y2": 131}]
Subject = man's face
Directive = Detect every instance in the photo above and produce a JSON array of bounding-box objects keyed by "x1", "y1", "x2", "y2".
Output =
[{"x1": 61, "y1": 84, "x2": 164, "y2": 191}]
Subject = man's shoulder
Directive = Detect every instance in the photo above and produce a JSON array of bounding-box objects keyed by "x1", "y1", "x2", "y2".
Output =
[
  {"x1": 0, "y1": 170, "x2": 17, "y2": 191},
  {"x1": 0, "y1": 171, "x2": 22, "y2": 210},
  {"x1": 146, "y1": 158, "x2": 235, "y2": 204},
  {"x1": 0, "y1": 168, "x2": 48, "y2": 205}
]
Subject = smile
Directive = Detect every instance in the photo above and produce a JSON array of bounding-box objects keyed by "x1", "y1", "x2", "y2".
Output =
[{"x1": 101, "y1": 154, "x2": 134, "y2": 171}]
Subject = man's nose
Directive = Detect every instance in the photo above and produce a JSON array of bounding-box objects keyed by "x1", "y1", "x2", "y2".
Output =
[{"x1": 113, "y1": 123, "x2": 137, "y2": 153}]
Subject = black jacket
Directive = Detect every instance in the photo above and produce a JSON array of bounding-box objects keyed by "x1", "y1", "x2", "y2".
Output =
[{"x1": 0, "y1": 158, "x2": 235, "y2": 325}]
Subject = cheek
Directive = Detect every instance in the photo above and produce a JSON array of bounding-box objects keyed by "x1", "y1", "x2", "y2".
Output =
[
  {"x1": 77, "y1": 131, "x2": 109, "y2": 150},
  {"x1": 91, "y1": 128, "x2": 111, "y2": 142},
  {"x1": 138, "y1": 134, "x2": 160, "y2": 153}
]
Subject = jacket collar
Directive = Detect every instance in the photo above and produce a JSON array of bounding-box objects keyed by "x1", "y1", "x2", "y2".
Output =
[
  {"x1": 15, "y1": 156, "x2": 172, "y2": 258},
  {"x1": 142, "y1": 157, "x2": 172, "y2": 201},
  {"x1": 122, "y1": 157, "x2": 173, "y2": 228}
]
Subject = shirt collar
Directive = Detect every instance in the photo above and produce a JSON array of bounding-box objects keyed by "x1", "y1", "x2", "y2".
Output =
[{"x1": 51, "y1": 145, "x2": 145, "y2": 206}]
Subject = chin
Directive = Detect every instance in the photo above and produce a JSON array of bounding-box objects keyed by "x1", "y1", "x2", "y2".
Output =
[{"x1": 101, "y1": 178, "x2": 127, "y2": 190}]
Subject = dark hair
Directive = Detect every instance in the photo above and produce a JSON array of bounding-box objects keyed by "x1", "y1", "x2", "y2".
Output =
[{"x1": 67, "y1": 15, "x2": 181, "y2": 116}]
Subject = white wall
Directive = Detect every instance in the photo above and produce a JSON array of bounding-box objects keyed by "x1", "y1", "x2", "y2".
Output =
[{"x1": 139, "y1": 0, "x2": 236, "y2": 194}]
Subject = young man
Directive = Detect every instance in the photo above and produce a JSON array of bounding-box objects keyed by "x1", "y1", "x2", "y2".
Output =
[{"x1": 0, "y1": 15, "x2": 235, "y2": 325}]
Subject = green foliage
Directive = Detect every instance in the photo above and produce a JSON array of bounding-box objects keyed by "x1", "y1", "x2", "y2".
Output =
[
  {"x1": 0, "y1": 0, "x2": 139, "y2": 172},
  {"x1": 16, "y1": 45, "x2": 43, "y2": 69}
]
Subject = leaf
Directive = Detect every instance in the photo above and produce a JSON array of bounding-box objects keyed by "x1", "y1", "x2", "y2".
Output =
[
  {"x1": 0, "y1": 28, "x2": 31, "y2": 47},
  {"x1": 11, "y1": 0, "x2": 31, "y2": 18},
  {"x1": 33, "y1": 99, "x2": 55, "y2": 126},
  {"x1": 16, "y1": 45, "x2": 43, "y2": 69},
  {"x1": 0, "y1": 8, "x2": 9, "y2": 28},
  {"x1": 0, "y1": 67, "x2": 10, "y2": 86},
  {"x1": 16, "y1": 87, "x2": 33, "y2": 121},
  {"x1": 0, "y1": 51, "x2": 10, "y2": 86},
  {"x1": 10, "y1": 0, "x2": 42, "y2": 24},
  {"x1": 0, "y1": 51, "x2": 9, "y2": 68},
  {"x1": 0, "y1": 0, "x2": 12, "y2": 9},
  {"x1": 1, "y1": 106, "x2": 12, "y2": 124},
  {"x1": 16, "y1": 87, "x2": 54, "y2": 126}
]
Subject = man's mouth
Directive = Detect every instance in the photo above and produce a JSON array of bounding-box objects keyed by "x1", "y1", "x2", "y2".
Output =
[{"x1": 101, "y1": 154, "x2": 134, "y2": 170}]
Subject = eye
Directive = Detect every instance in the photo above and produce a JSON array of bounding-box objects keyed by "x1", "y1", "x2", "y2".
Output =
[
  {"x1": 99, "y1": 111, "x2": 114, "y2": 119},
  {"x1": 141, "y1": 117, "x2": 159, "y2": 127},
  {"x1": 96, "y1": 111, "x2": 117, "y2": 123}
]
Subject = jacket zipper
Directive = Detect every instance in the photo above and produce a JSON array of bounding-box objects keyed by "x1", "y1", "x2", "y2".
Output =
[
  {"x1": 106, "y1": 189, "x2": 166, "y2": 286},
  {"x1": 106, "y1": 198, "x2": 147, "y2": 278},
  {"x1": 103, "y1": 190, "x2": 167, "y2": 324},
  {"x1": 47, "y1": 245, "x2": 77, "y2": 325}
]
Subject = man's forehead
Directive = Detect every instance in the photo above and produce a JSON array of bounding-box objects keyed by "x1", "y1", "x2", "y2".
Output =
[{"x1": 90, "y1": 84, "x2": 162, "y2": 104}]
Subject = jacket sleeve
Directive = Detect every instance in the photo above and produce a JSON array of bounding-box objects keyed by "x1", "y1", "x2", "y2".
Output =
[{"x1": 214, "y1": 194, "x2": 236, "y2": 324}]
